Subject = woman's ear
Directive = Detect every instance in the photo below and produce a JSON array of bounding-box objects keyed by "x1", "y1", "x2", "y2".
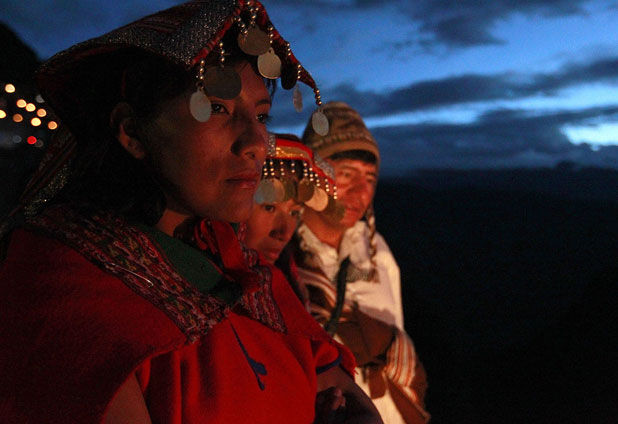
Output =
[{"x1": 110, "y1": 102, "x2": 145, "y2": 160}]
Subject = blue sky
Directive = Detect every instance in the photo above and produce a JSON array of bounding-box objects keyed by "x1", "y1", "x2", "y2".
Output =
[{"x1": 3, "y1": 0, "x2": 618, "y2": 175}]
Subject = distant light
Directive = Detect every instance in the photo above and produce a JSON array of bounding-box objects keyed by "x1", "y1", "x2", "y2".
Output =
[
  {"x1": 25, "y1": 103, "x2": 36, "y2": 112},
  {"x1": 48, "y1": 121, "x2": 58, "y2": 130},
  {"x1": 13, "y1": 114, "x2": 23, "y2": 123},
  {"x1": 35, "y1": 139, "x2": 44, "y2": 148},
  {"x1": 30, "y1": 117, "x2": 42, "y2": 127},
  {"x1": 12, "y1": 135, "x2": 22, "y2": 144},
  {"x1": 36, "y1": 108, "x2": 47, "y2": 117},
  {"x1": 27, "y1": 136, "x2": 37, "y2": 145},
  {"x1": 4, "y1": 84, "x2": 15, "y2": 94},
  {"x1": 16, "y1": 99, "x2": 26, "y2": 108},
  {"x1": 0, "y1": 110, "x2": 6, "y2": 119},
  {"x1": 35, "y1": 94, "x2": 44, "y2": 103}
]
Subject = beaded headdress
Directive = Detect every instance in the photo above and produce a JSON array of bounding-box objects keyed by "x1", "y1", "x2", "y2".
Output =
[
  {"x1": 256, "y1": 134, "x2": 344, "y2": 221},
  {"x1": 0, "y1": 0, "x2": 330, "y2": 237}
]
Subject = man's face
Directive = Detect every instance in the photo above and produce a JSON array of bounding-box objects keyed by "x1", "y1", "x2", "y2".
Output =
[{"x1": 329, "y1": 158, "x2": 377, "y2": 229}]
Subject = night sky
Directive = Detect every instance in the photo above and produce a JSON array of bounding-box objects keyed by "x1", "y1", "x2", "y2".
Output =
[{"x1": 3, "y1": 0, "x2": 618, "y2": 175}]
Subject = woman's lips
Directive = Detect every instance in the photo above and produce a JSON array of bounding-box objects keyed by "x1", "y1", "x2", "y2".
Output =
[{"x1": 226, "y1": 170, "x2": 260, "y2": 189}]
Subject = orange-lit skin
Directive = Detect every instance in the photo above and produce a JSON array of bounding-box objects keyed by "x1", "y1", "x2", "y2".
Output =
[
  {"x1": 117, "y1": 63, "x2": 271, "y2": 236},
  {"x1": 302, "y1": 158, "x2": 377, "y2": 249},
  {"x1": 244, "y1": 199, "x2": 302, "y2": 264}
]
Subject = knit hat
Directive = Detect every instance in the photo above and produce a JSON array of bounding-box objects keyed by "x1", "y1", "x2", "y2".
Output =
[{"x1": 301, "y1": 101, "x2": 379, "y2": 164}]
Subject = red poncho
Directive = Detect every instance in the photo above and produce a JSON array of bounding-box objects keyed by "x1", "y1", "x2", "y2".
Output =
[{"x1": 0, "y1": 206, "x2": 354, "y2": 423}]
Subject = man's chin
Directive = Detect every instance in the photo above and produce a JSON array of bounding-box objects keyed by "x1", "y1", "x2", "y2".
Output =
[{"x1": 339, "y1": 211, "x2": 363, "y2": 229}]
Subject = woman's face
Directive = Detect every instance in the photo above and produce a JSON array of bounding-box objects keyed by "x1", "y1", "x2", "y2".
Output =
[
  {"x1": 144, "y1": 62, "x2": 271, "y2": 224},
  {"x1": 244, "y1": 199, "x2": 302, "y2": 263}
]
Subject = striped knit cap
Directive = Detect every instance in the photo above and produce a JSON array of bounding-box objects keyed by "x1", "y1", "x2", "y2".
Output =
[{"x1": 301, "y1": 101, "x2": 379, "y2": 164}]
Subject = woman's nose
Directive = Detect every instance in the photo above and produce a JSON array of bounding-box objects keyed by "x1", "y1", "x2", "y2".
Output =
[{"x1": 233, "y1": 119, "x2": 267, "y2": 163}]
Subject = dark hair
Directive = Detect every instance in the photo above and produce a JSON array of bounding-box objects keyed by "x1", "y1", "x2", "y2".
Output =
[
  {"x1": 328, "y1": 149, "x2": 377, "y2": 165},
  {"x1": 58, "y1": 27, "x2": 276, "y2": 225}
]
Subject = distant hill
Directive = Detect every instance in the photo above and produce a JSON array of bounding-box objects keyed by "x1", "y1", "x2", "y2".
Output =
[
  {"x1": 374, "y1": 172, "x2": 618, "y2": 423},
  {"x1": 402, "y1": 164, "x2": 618, "y2": 203}
]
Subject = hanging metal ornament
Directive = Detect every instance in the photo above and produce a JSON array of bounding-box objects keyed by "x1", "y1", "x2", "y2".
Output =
[
  {"x1": 190, "y1": 89, "x2": 212, "y2": 122},
  {"x1": 254, "y1": 178, "x2": 285, "y2": 204},
  {"x1": 258, "y1": 26, "x2": 281, "y2": 79},
  {"x1": 310, "y1": 86, "x2": 329, "y2": 135},
  {"x1": 254, "y1": 178, "x2": 274, "y2": 203},
  {"x1": 312, "y1": 109, "x2": 329, "y2": 136},
  {"x1": 271, "y1": 178, "x2": 286, "y2": 202},
  {"x1": 282, "y1": 177, "x2": 296, "y2": 201},
  {"x1": 238, "y1": 27, "x2": 270, "y2": 56},
  {"x1": 293, "y1": 85, "x2": 303, "y2": 113},
  {"x1": 295, "y1": 178, "x2": 315, "y2": 202},
  {"x1": 258, "y1": 48, "x2": 282, "y2": 79},
  {"x1": 323, "y1": 196, "x2": 345, "y2": 221},
  {"x1": 190, "y1": 59, "x2": 211, "y2": 122},
  {"x1": 305, "y1": 187, "x2": 329, "y2": 212}
]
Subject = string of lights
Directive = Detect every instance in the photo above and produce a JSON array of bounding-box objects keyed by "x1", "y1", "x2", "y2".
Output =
[{"x1": 1, "y1": 82, "x2": 58, "y2": 149}]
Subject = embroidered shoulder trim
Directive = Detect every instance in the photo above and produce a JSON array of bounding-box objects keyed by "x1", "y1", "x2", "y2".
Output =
[{"x1": 26, "y1": 206, "x2": 285, "y2": 342}]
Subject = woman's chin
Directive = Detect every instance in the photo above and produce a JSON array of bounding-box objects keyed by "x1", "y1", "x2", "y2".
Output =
[{"x1": 213, "y1": 201, "x2": 253, "y2": 223}]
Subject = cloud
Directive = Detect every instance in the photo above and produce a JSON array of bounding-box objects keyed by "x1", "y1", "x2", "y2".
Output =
[
  {"x1": 269, "y1": 54, "x2": 618, "y2": 130},
  {"x1": 408, "y1": 0, "x2": 593, "y2": 48},
  {"x1": 372, "y1": 105, "x2": 618, "y2": 173},
  {"x1": 268, "y1": 0, "x2": 596, "y2": 48}
]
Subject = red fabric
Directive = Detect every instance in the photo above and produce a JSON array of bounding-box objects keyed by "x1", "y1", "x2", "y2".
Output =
[
  {"x1": 195, "y1": 219, "x2": 261, "y2": 293},
  {"x1": 0, "y1": 229, "x2": 354, "y2": 423},
  {"x1": 134, "y1": 267, "x2": 352, "y2": 423},
  {"x1": 0, "y1": 229, "x2": 185, "y2": 423}
]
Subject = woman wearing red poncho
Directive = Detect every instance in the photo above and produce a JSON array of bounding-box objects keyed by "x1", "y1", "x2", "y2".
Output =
[{"x1": 0, "y1": 1, "x2": 382, "y2": 423}]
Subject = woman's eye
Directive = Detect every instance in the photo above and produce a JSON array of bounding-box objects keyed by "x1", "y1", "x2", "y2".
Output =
[
  {"x1": 257, "y1": 113, "x2": 271, "y2": 124},
  {"x1": 211, "y1": 103, "x2": 228, "y2": 114}
]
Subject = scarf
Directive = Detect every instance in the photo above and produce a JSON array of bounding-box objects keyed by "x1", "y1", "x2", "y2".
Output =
[{"x1": 25, "y1": 204, "x2": 286, "y2": 343}]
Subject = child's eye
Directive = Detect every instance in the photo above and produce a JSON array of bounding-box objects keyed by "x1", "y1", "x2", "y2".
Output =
[
  {"x1": 262, "y1": 204, "x2": 276, "y2": 212},
  {"x1": 211, "y1": 103, "x2": 229, "y2": 114}
]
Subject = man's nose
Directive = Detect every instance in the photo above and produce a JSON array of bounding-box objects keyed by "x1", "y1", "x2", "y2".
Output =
[{"x1": 349, "y1": 176, "x2": 372, "y2": 196}]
